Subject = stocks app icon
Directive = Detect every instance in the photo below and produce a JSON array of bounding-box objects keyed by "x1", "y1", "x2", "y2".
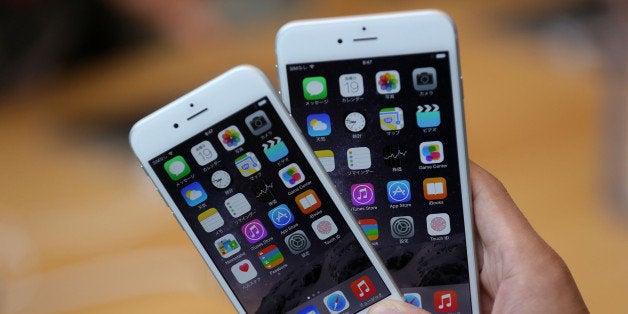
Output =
[
  {"x1": 383, "y1": 144, "x2": 407, "y2": 167},
  {"x1": 252, "y1": 179, "x2": 275, "y2": 202}
]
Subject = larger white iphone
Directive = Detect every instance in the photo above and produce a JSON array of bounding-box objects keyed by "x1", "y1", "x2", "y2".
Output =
[
  {"x1": 129, "y1": 65, "x2": 401, "y2": 313},
  {"x1": 276, "y1": 10, "x2": 479, "y2": 313}
]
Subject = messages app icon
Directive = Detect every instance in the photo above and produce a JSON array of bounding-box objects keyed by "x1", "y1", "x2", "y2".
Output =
[
  {"x1": 302, "y1": 76, "x2": 327, "y2": 100},
  {"x1": 164, "y1": 155, "x2": 190, "y2": 181}
]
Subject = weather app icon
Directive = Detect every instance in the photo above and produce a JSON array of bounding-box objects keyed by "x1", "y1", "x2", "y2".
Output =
[
  {"x1": 306, "y1": 113, "x2": 331, "y2": 137},
  {"x1": 180, "y1": 181, "x2": 207, "y2": 207}
]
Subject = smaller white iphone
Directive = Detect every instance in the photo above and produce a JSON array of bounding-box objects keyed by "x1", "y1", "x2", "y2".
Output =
[{"x1": 129, "y1": 65, "x2": 401, "y2": 313}]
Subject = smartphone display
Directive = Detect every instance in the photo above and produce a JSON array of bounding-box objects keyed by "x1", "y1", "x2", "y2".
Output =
[
  {"x1": 276, "y1": 11, "x2": 478, "y2": 313},
  {"x1": 130, "y1": 66, "x2": 398, "y2": 313}
]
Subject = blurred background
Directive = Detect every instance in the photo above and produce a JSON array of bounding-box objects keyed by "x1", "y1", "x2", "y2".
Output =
[{"x1": 0, "y1": 0, "x2": 625, "y2": 313}]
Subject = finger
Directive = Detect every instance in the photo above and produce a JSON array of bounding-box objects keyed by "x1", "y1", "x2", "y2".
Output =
[{"x1": 368, "y1": 299, "x2": 431, "y2": 314}]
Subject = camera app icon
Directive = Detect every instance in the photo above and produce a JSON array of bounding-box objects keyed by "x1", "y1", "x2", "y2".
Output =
[
  {"x1": 412, "y1": 67, "x2": 437, "y2": 91},
  {"x1": 245, "y1": 110, "x2": 272, "y2": 136}
]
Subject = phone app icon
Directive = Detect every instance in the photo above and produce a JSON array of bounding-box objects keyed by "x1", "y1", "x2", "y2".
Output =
[
  {"x1": 190, "y1": 140, "x2": 218, "y2": 166},
  {"x1": 427, "y1": 213, "x2": 451, "y2": 236},
  {"x1": 284, "y1": 230, "x2": 311, "y2": 254},
  {"x1": 231, "y1": 259, "x2": 258, "y2": 284},
  {"x1": 358, "y1": 219, "x2": 379, "y2": 241},
  {"x1": 181, "y1": 181, "x2": 207, "y2": 206},
  {"x1": 198, "y1": 208, "x2": 224, "y2": 233},
  {"x1": 164, "y1": 155, "x2": 190, "y2": 181},
  {"x1": 419, "y1": 141, "x2": 444, "y2": 164},
  {"x1": 324, "y1": 291, "x2": 350, "y2": 313},
  {"x1": 268, "y1": 204, "x2": 295, "y2": 229},
  {"x1": 241, "y1": 219, "x2": 268, "y2": 244},
  {"x1": 279, "y1": 163, "x2": 305, "y2": 188},
  {"x1": 434, "y1": 290, "x2": 458, "y2": 312},
  {"x1": 297, "y1": 305, "x2": 319, "y2": 314},
  {"x1": 311, "y1": 215, "x2": 338, "y2": 240},
  {"x1": 258, "y1": 244, "x2": 284, "y2": 269},
  {"x1": 347, "y1": 147, "x2": 371, "y2": 170},
  {"x1": 252, "y1": 179, "x2": 276, "y2": 203},
  {"x1": 315, "y1": 150, "x2": 335, "y2": 172},
  {"x1": 416, "y1": 104, "x2": 441, "y2": 128},
  {"x1": 404, "y1": 293, "x2": 422, "y2": 308},
  {"x1": 379, "y1": 107, "x2": 405, "y2": 131},
  {"x1": 390, "y1": 216, "x2": 414, "y2": 238},
  {"x1": 263, "y1": 136, "x2": 288, "y2": 162},
  {"x1": 295, "y1": 189, "x2": 321, "y2": 214},
  {"x1": 306, "y1": 113, "x2": 331, "y2": 137},
  {"x1": 383, "y1": 144, "x2": 408, "y2": 167},
  {"x1": 210, "y1": 169, "x2": 231, "y2": 189},
  {"x1": 218, "y1": 125, "x2": 245, "y2": 151},
  {"x1": 350, "y1": 276, "x2": 376, "y2": 301},
  {"x1": 245, "y1": 110, "x2": 272, "y2": 136},
  {"x1": 351, "y1": 183, "x2": 375, "y2": 206},
  {"x1": 214, "y1": 233, "x2": 240, "y2": 258},
  {"x1": 224, "y1": 193, "x2": 251, "y2": 218},
  {"x1": 339, "y1": 73, "x2": 364, "y2": 97},
  {"x1": 302, "y1": 76, "x2": 327, "y2": 100},
  {"x1": 412, "y1": 67, "x2": 438, "y2": 91},
  {"x1": 235, "y1": 152, "x2": 261, "y2": 177},
  {"x1": 423, "y1": 177, "x2": 447, "y2": 200},
  {"x1": 387, "y1": 180, "x2": 411, "y2": 203},
  {"x1": 375, "y1": 70, "x2": 401, "y2": 94}
]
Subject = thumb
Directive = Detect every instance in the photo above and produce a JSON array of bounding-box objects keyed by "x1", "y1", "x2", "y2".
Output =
[{"x1": 368, "y1": 299, "x2": 431, "y2": 314}]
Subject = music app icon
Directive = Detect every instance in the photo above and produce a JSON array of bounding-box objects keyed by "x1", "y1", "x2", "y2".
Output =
[
  {"x1": 350, "y1": 183, "x2": 375, "y2": 206},
  {"x1": 241, "y1": 219, "x2": 268, "y2": 244},
  {"x1": 433, "y1": 290, "x2": 458, "y2": 312},
  {"x1": 350, "y1": 276, "x2": 376, "y2": 301}
]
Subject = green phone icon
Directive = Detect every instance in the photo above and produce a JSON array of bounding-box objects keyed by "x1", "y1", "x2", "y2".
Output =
[
  {"x1": 164, "y1": 155, "x2": 191, "y2": 180},
  {"x1": 302, "y1": 76, "x2": 328, "y2": 100}
]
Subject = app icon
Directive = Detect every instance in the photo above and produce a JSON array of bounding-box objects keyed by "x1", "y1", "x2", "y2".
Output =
[
  {"x1": 427, "y1": 213, "x2": 451, "y2": 236},
  {"x1": 412, "y1": 67, "x2": 437, "y2": 91},
  {"x1": 245, "y1": 110, "x2": 272, "y2": 135},
  {"x1": 224, "y1": 193, "x2": 251, "y2": 218},
  {"x1": 434, "y1": 290, "x2": 458, "y2": 312},
  {"x1": 218, "y1": 125, "x2": 245, "y2": 151},
  {"x1": 311, "y1": 215, "x2": 338, "y2": 240},
  {"x1": 210, "y1": 169, "x2": 231, "y2": 189},
  {"x1": 268, "y1": 204, "x2": 295, "y2": 229},
  {"x1": 306, "y1": 113, "x2": 331, "y2": 137},
  {"x1": 314, "y1": 150, "x2": 335, "y2": 172},
  {"x1": 231, "y1": 259, "x2": 257, "y2": 284},
  {"x1": 235, "y1": 152, "x2": 261, "y2": 177},
  {"x1": 263, "y1": 136, "x2": 288, "y2": 162},
  {"x1": 258, "y1": 244, "x2": 284, "y2": 269},
  {"x1": 181, "y1": 182, "x2": 207, "y2": 206},
  {"x1": 295, "y1": 189, "x2": 321, "y2": 214},
  {"x1": 241, "y1": 219, "x2": 268, "y2": 244},
  {"x1": 214, "y1": 233, "x2": 240, "y2": 258},
  {"x1": 404, "y1": 293, "x2": 422, "y2": 308},
  {"x1": 358, "y1": 219, "x2": 379, "y2": 241},
  {"x1": 252, "y1": 179, "x2": 276, "y2": 203},
  {"x1": 198, "y1": 208, "x2": 224, "y2": 233},
  {"x1": 344, "y1": 112, "x2": 366, "y2": 133},
  {"x1": 379, "y1": 107, "x2": 405, "y2": 131},
  {"x1": 324, "y1": 291, "x2": 350, "y2": 313},
  {"x1": 279, "y1": 163, "x2": 305, "y2": 188},
  {"x1": 303, "y1": 76, "x2": 327, "y2": 100},
  {"x1": 383, "y1": 144, "x2": 408, "y2": 167},
  {"x1": 339, "y1": 73, "x2": 364, "y2": 97},
  {"x1": 164, "y1": 155, "x2": 190, "y2": 181},
  {"x1": 387, "y1": 180, "x2": 412, "y2": 203},
  {"x1": 375, "y1": 70, "x2": 401, "y2": 94},
  {"x1": 390, "y1": 216, "x2": 414, "y2": 238},
  {"x1": 350, "y1": 276, "x2": 376, "y2": 301},
  {"x1": 284, "y1": 230, "x2": 311, "y2": 254},
  {"x1": 419, "y1": 141, "x2": 444, "y2": 164},
  {"x1": 297, "y1": 305, "x2": 320, "y2": 314},
  {"x1": 416, "y1": 104, "x2": 441, "y2": 128},
  {"x1": 191, "y1": 140, "x2": 218, "y2": 166},
  {"x1": 423, "y1": 177, "x2": 447, "y2": 200},
  {"x1": 351, "y1": 183, "x2": 375, "y2": 206},
  {"x1": 347, "y1": 147, "x2": 371, "y2": 170}
]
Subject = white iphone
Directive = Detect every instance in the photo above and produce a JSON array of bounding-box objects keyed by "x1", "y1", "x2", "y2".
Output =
[
  {"x1": 276, "y1": 10, "x2": 480, "y2": 313},
  {"x1": 129, "y1": 65, "x2": 402, "y2": 313}
]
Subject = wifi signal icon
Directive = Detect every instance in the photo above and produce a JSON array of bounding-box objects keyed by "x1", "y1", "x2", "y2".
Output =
[{"x1": 382, "y1": 144, "x2": 407, "y2": 167}]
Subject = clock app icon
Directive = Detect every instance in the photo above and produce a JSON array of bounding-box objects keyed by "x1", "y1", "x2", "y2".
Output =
[
  {"x1": 345, "y1": 112, "x2": 366, "y2": 132},
  {"x1": 211, "y1": 170, "x2": 232, "y2": 189}
]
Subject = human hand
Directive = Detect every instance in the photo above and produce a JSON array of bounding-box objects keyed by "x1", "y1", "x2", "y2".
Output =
[{"x1": 368, "y1": 162, "x2": 588, "y2": 313}]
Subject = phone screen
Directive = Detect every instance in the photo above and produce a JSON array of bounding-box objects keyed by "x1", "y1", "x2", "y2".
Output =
[
  {"x1": 148, "y1": 97, "x2": 391, "y2": 313},
  {"x1": 285, "y1": 52, "x2": 473, "y2": 311}
]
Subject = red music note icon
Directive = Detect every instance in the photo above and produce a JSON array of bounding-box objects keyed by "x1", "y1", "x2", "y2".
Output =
[
  {"x1": 350, "y1": 276, "x2": 376, "y2": 300},
  {"x1": 433, "y1": 290, "x2": 458, "y2": 312}
]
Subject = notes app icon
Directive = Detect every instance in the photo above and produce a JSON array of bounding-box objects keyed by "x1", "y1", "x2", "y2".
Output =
[
  {"x1": 198, "y1": 208, "x2": 224, "y2": 233},
  {"x1": 315, "y1": 150, "x2": 335, "y2": 172}
]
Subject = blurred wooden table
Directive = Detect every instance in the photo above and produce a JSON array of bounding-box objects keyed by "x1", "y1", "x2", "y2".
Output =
[{"x1": 0, "y1": 1, "x2": 625, "y2": 313}]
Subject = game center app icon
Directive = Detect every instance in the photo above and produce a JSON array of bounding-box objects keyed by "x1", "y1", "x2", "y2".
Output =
[
  {"x1": 180, "y1": 181, "x2": 207, "y2": 206},
  {"x1": 434, "y1": 290, "x2": 458, "y2": 312},
  {"x1": 302, "y1": 76, "x2": 327, "y2": 100},
  {"x1": 218, "y1": 125, "x2": 245, "y2": 151},
  {"x1": 231, "y1": 259, "x2": 257, "y2": 284},
  {"x1": 375, "y1": 70, "x2": 401, "y2": 94},
  {"x1": 350, "y1": 276, "x2": 376, "y2": 301},
  {"x1": 214, "y1": 233, "x2": 240, "y2": 258},
  {"x1": 279, "y1": 163, "x2": 305, "y2": 188},
  {"x1": 164, "y1": 155, "x2": 190, "y2": 181},
  {"x1": 306, "y1": 113, "x2": 331, "y2": 137},
  {"x1": 419, "y1": 141, "x2": 444, "y2": 164},
  {"x1": 324, "y1": 291, "x2": 350, "y2": 313}
]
